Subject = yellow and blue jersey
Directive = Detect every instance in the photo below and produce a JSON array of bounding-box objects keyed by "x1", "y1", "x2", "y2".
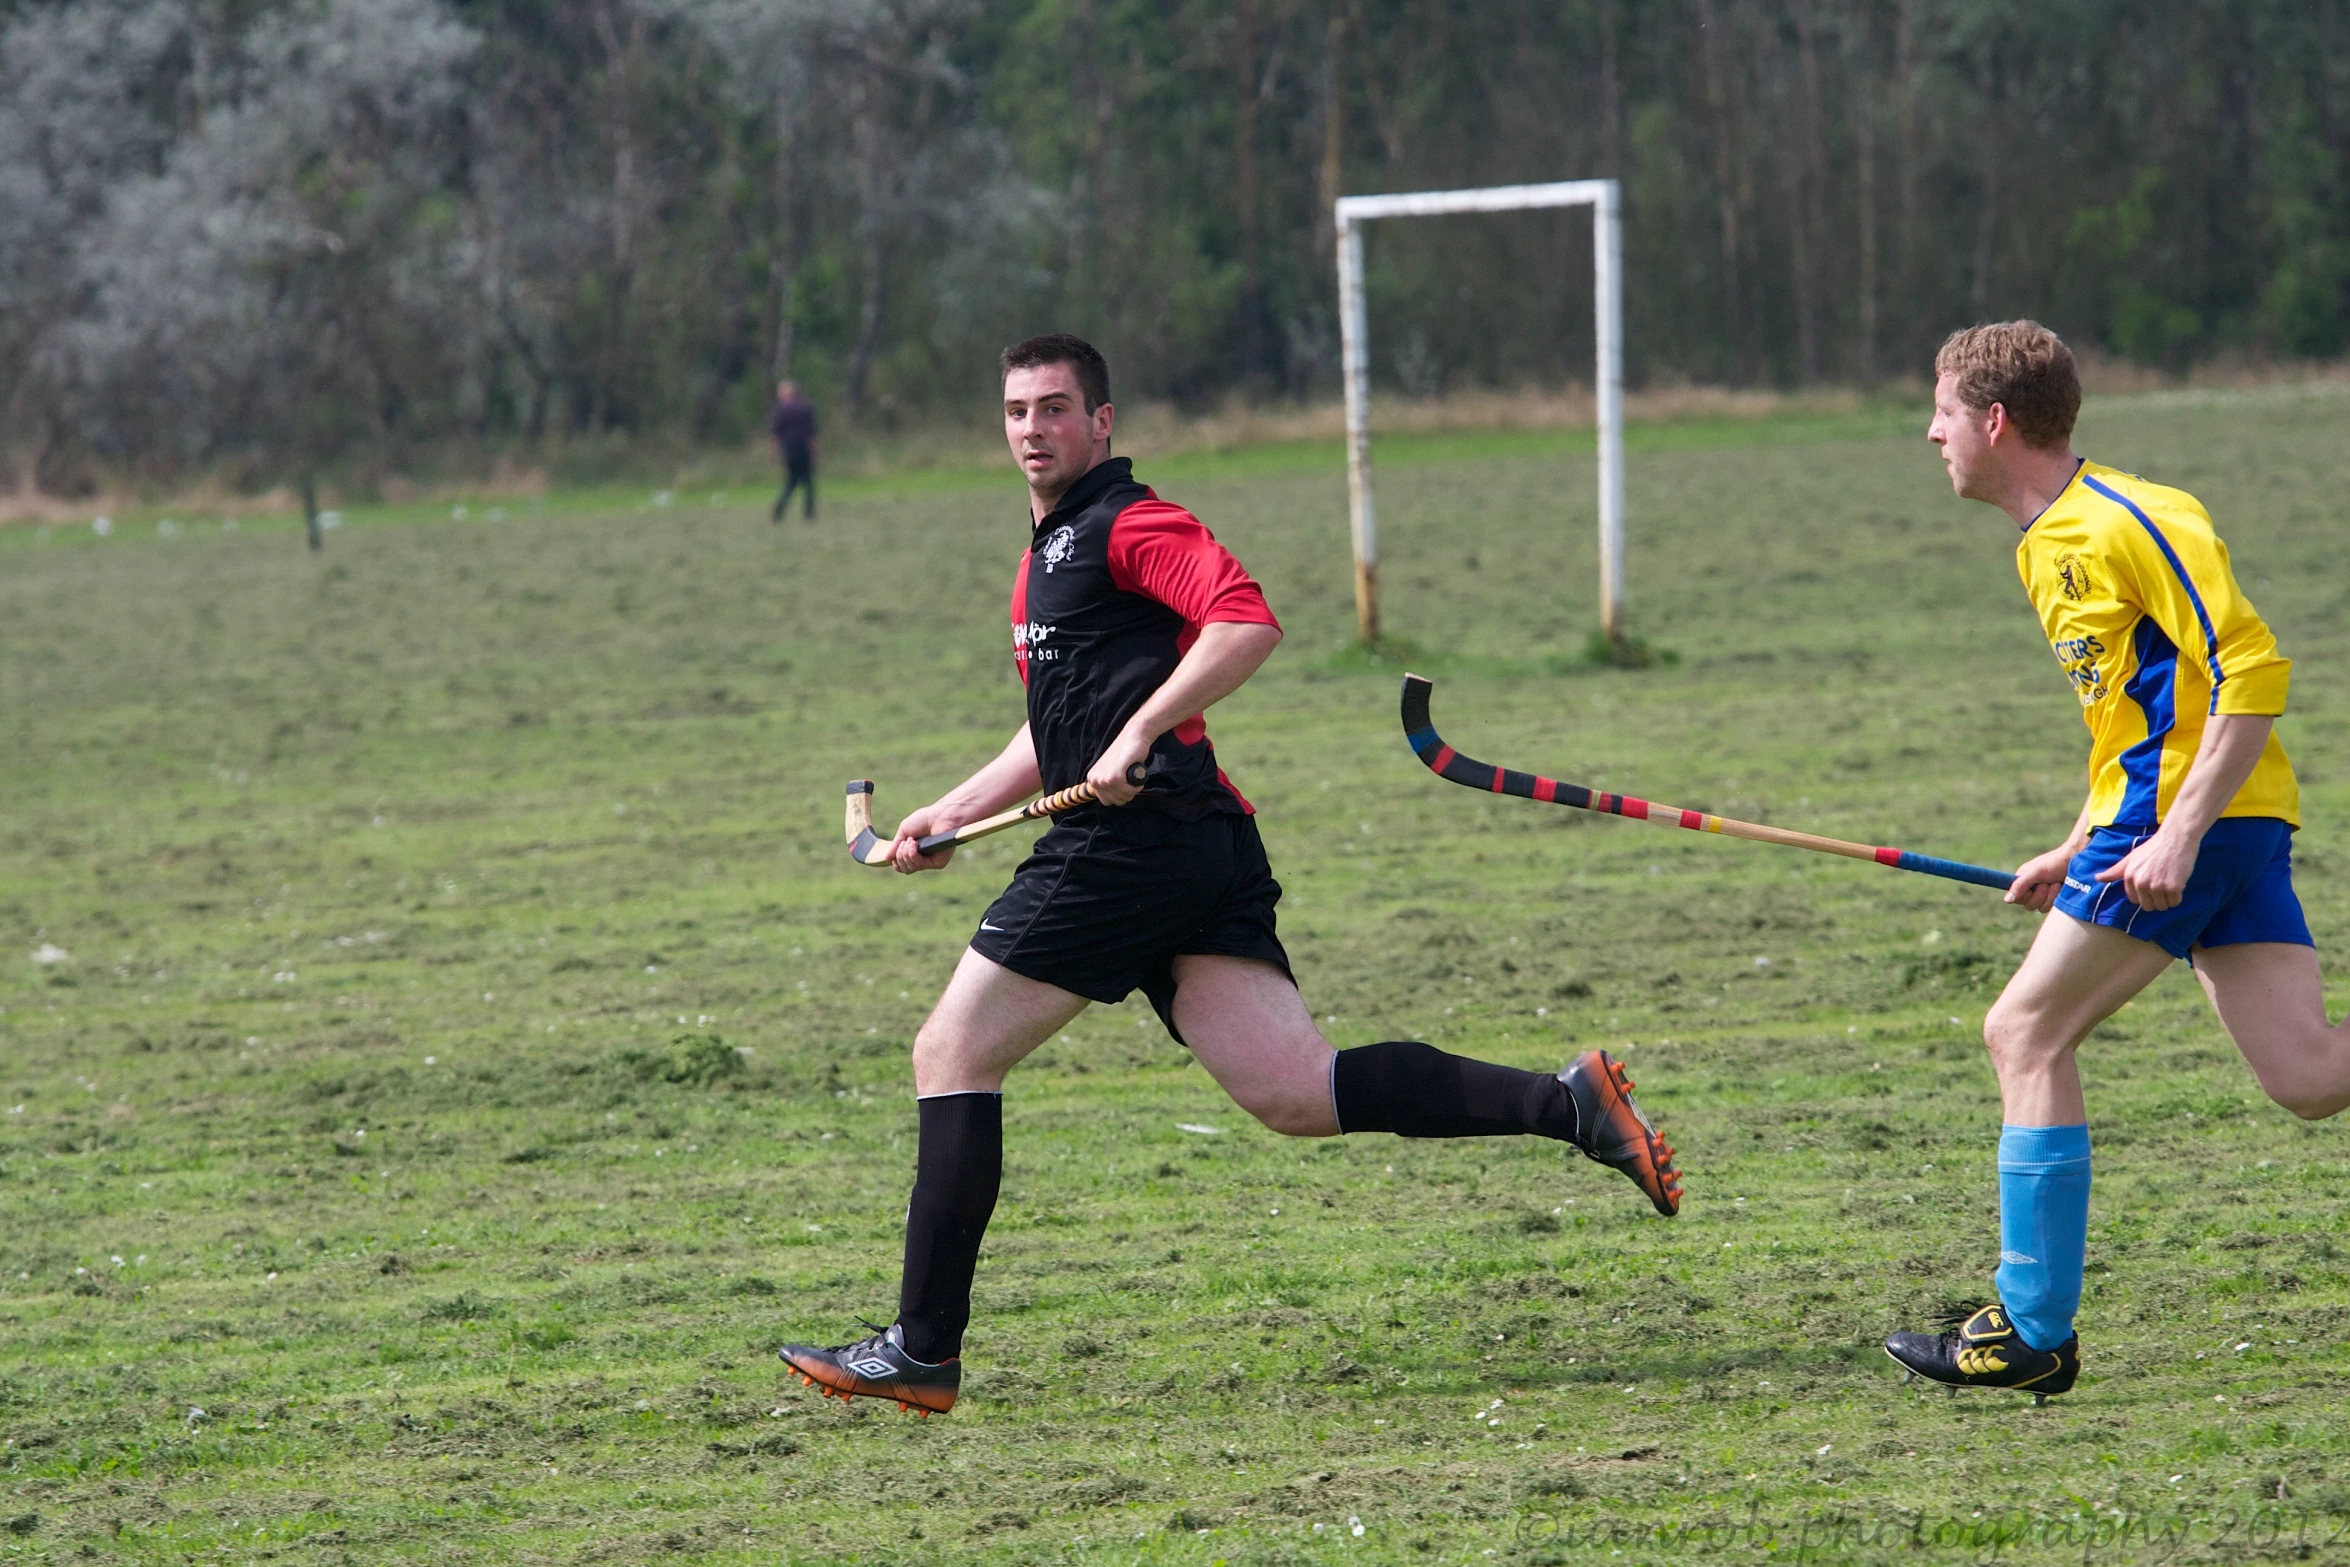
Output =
[{"x1": 2017, "y1": 460, "x2": 2296, "y2": 830}]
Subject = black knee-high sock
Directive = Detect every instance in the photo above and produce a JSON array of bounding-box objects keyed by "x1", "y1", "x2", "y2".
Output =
[
  {"x1": 1332, "y1": 1040, "x2": 1579, "y2": 1140},
  {"x1": 896, "y1": 1091, "x2": 1002, "y2": 1363}
]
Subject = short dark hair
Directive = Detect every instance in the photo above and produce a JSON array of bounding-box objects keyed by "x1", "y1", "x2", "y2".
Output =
[
  {"x1": 1000, "y1": 333, "x2": 1110, "y2": 413},
  {"x1": 1934, "y1": 321, "x2": 2080, "y2": 449}
]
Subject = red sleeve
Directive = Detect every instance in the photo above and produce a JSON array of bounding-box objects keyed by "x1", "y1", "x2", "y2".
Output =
[
  {"x1": 1009, "y1": 549, "x2": 1031, "y2": 685},
  {"x1": 1105, "y1": 500, "x2": 1280, "y2": 631}
]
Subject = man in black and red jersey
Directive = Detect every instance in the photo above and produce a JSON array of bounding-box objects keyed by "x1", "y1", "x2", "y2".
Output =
[{"x1": 777, "y1": 334, "x2": 1681, "y2": 1418}]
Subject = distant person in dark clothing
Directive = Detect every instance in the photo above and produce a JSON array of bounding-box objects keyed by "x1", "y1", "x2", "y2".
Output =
[{"x1": 770, "y1": 380, "x2": 819, "y2": 522}]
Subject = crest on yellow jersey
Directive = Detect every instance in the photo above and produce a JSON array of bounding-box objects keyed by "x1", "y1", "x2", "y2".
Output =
[{"x1": 2054, "y1": 551, "x2": 2091, "y2": 603}]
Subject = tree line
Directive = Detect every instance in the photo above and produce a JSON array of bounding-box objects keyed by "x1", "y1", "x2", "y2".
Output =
[{"x1": 2, "y1": 0, "x2": 2344, "y2": 489}]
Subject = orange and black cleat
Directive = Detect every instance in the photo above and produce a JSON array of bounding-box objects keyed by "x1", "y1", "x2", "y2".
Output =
[
  {"x1": 1560, "y1": 1048, "x2": 1682, "y2": 1216},
  {"x1": 778, "y1": 1321, "x2": 959, "y2": 1417}
]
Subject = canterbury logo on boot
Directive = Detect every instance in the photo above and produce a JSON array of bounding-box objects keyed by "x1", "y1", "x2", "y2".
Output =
[{"x1": 1883, "y1": 1301, "x2": 2079, "y2": 1402}]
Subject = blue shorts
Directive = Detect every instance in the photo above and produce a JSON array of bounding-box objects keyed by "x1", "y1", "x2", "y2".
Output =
[{"x1": 2053, "y1": 817, "x2": 2311, "y2": 960}]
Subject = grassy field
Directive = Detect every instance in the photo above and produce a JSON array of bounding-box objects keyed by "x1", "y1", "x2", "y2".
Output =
[{"x1": 3, "y1": 385, "x2": 2348, "y2": 1565}]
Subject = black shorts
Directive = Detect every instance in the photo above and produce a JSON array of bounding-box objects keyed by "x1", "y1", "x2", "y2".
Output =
[{"x1": 969, "y1": 808, "x2": 1292, "y2": 1042}]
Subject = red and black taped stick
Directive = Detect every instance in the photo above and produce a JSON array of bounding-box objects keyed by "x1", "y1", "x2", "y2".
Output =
[
  {"x1": 1400, "y1": 675, "x2": 2015, "y2": 893},
  {"x1": 844, "y1": 764, "x2": 1149, "y2": 867}
]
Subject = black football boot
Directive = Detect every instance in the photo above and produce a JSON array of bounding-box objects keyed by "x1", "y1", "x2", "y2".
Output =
[
  {"x1": 779, "y1": 1321, "x2": 960, "y2": 1417},
  {"x1": 1885, "y1": 1301, "x2": 2080, "y2": 1404}
]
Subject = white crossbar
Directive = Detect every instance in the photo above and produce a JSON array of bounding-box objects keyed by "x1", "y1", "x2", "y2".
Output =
[{"x1": 1334, "y1": 180, "x2": 1615, "y2": 222}]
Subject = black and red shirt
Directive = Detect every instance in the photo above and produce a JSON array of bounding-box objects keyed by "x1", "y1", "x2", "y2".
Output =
[{"x1": 1010, "y1": 457, "x2": 1279, "y2": 820}]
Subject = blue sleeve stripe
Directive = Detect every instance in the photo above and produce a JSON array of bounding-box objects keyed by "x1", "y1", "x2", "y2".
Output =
[{"x1": 2084, "y1": 475, "x2": 2225, "y2": 714}]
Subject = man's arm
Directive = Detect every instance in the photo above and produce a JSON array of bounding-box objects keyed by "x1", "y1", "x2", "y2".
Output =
[
  {"x1": 1085, "y1": 621, "x2": 1284, "y2": 805},
  {"x1": 2094, "y1": 713, "x2": 2274, "y2": 911},
  {"x1": 890, "y1": 723, "x2": 1044, "y2": 873}
]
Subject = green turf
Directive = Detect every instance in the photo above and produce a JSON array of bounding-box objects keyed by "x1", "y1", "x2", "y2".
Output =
[{"x1": 3, "y1": 388, "x2": 2347, "y2": 1564}]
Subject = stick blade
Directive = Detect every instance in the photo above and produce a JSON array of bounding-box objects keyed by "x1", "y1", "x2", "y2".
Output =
[
  {"x1": 1398, "y1": 673, "x2": 1438, "y2": 754},
  {"x1": 844, "y1": 780, "x2": 892, "y2": 867}
]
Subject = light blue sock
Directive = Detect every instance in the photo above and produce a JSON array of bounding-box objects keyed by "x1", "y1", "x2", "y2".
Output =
[{"x1": 1993, "y1": 1123, "x2": 2091, "y2": 1352}]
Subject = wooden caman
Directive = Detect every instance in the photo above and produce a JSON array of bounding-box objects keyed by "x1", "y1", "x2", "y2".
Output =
[{"x1": 842, "y1": 764, "x2": 1150, "y2": 867}]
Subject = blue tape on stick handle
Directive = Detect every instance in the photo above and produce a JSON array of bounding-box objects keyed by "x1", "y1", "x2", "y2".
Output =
[{"x1": 1893, "y1": 851, "x2": 2017, "y2": 892}]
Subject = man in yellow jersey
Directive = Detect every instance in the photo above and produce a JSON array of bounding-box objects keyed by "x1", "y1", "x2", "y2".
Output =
[{"x1": 1883, "y1": 321, "x2": 2350, "y2": 1401}]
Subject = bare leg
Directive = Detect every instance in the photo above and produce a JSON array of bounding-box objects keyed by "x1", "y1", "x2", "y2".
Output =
[
  {"x1": 1958, "y1": 913, "x2": 2171, "y2": 1360},
  {"x1": 1170, "y1": 954, "x2": 1339, "y2": 1136},
  {"x1": 2189, "y1": 943, "x2": 2350, "y2": 1118},
  {"x1": 1172, "y1": 957, "x2": 1683, "y2": 1210},
  {"x1": 911, "y1": 946, "x2": 1091, "y2": 1094},
  {"x1": 1983, "y1": 913, "x2": 2178, "y2": 1124}
]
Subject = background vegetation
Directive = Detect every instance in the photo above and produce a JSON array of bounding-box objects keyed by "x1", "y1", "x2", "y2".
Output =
[
  {"x1": 2, "y1": 386, "x2": 2346, "y2": 1561},
  {"x1": 4, "y1": 0, "x2": 2349, "y2": 495}
]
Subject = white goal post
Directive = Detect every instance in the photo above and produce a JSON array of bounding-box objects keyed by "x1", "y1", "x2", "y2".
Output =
[{"x1": 1333, "y1": 179, "x2": 1625, "y2": 646}]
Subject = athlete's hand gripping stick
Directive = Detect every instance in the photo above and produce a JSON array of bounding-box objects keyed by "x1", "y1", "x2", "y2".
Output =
[
  {"x1": 843, "y1": 764, "x2": 1150, "y2": 868},
  {"x1": 1400, "y1": 675, "x2": 2016, "y2": 893}
]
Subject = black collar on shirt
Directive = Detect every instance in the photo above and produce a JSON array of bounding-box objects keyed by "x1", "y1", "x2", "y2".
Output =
[{"x1": 1032, "y1": 455, "x2": 1135, "y2": 532}]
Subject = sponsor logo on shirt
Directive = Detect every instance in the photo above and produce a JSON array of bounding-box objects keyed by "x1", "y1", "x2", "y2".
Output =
[
  {"x1": 1040, "y1": 524, "x2": 1079, "y2": 574},
  {"x1": 2050, "y1": 631, "x2": 2107, "y2": 704},
  {"x1": 1013, "y1": 621, "x2": 1060, "y2": 663}
]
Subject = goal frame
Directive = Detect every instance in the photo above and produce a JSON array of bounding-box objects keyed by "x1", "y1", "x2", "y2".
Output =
[{"x1": 1333, "y1": 179, "x2": 1625, "y2": 645}]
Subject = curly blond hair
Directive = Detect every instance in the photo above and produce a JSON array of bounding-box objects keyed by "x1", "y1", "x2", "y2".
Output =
[{"x1": 1934, "y1": 321, "x2": 2080, "y2": 450}]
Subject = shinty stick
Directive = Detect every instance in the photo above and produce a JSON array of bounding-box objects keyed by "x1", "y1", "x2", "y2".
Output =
[
  {"x1": 844, "y1": 764, "x2": 1149, "y2": 867},
  {"x1": 1400, "y1": 675, "x2": 2016, "y2": 893}
]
